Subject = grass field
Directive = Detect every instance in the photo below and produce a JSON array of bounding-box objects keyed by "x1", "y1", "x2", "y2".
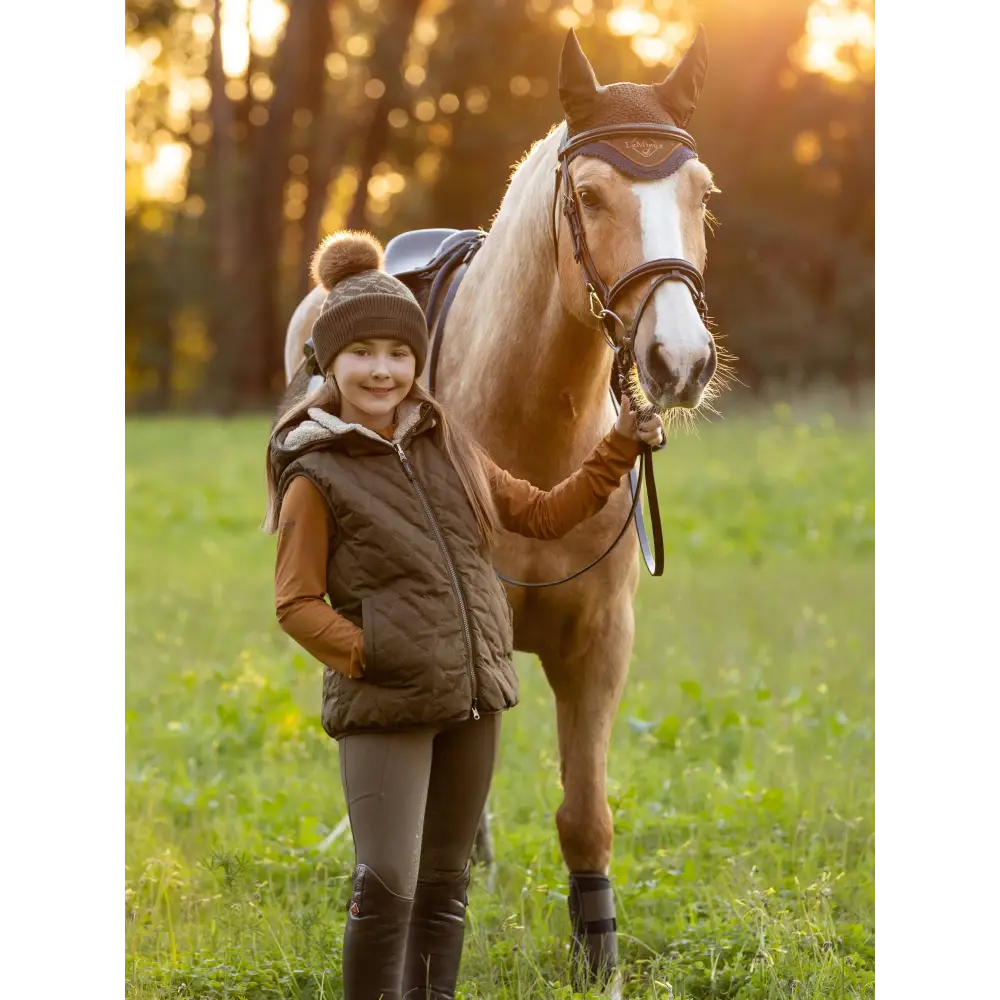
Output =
[{"x1": 125, "y1": 395, "x2": 874, "y2": 999}]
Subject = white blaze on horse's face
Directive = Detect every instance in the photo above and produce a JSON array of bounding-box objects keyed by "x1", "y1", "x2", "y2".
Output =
[{"x1": 631, "y1": 160, "x2": 715, "y2": 409}]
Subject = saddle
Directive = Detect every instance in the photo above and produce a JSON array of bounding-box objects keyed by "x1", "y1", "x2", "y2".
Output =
[
  {"x1": 384, "y1": 228, "x2": 469, "y2": 276},
  {"x1": 384, "y1": 227, "x2": 486, "y2": 394}
]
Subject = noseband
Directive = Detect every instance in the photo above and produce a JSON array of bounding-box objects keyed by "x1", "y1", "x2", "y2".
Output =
[{"x1": 554, "y1": 123, "x2": 709, "y2": 382}]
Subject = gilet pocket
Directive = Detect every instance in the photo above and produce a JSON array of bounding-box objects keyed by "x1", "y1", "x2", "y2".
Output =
[{"x1": 360, "y1": 595, "x2": 378, "y2": 681}]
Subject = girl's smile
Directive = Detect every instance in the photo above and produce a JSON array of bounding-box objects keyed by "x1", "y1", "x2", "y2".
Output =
[{"x1": 332, "y1": 338, "x2": 417, "y2": 429}]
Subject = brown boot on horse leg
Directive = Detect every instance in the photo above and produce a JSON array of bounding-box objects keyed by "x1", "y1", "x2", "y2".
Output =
[
  {"x1": 555, "y1": 726, "x2": 623, "y2": 992},
  {"x1": 545, "y1": 596, "x2": 634, "y2": 993},
  {"x1": 567, "y1": 870, "x2": 618, "y2": 986}
]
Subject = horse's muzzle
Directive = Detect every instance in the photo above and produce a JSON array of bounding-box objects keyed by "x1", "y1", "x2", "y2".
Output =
[{"x1": 645, "y1": 337, "x2": 717, "y2": 409}]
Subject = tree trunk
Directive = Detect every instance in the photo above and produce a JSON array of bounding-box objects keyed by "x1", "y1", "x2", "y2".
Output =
[
  {"x1": 132, "y1": 267, "x2": 174, "y2": 413},
  {"x1": 346, "y1": 0, "x2": 423, "y2": 231},
  {"x1": 238, "y1": 0, "x2": 333, "y2": 406},
  {"x1": 298, "y1": 121, "x2": 352, "y2": 304},
  {"x1": 285, "y1": 3, "x2": 342, "y2": 313},
  {"x1": 203, "y1": 0, "x2": 243, "y2": 413}
]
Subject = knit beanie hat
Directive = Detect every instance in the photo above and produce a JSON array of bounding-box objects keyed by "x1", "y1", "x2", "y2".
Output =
[{"x1": 308, "y1": 231, "x2": 428, "y2": 375}]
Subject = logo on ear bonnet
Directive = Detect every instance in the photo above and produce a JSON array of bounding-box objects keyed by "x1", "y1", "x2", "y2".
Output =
[{"x1": 624, "y1": 138, "x2": 663, "y2": 158}]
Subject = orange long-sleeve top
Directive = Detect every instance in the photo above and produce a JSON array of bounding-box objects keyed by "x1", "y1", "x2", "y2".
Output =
[{"x1": 275, "y1": 425, "x2": 640, "y2": 678}]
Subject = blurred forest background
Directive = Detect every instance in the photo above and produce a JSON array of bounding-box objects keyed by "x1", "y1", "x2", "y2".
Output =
[{"x1": 124, "y1": 0, "x2": 874, "y2": 413}]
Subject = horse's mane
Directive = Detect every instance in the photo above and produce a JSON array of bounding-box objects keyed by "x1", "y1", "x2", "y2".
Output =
[
  {"x1": 393, "y1": 122, "x2": 567, "y2": 319},
  {"x1": 491, "y1": 122, "x2": 566, "y2": 233}
]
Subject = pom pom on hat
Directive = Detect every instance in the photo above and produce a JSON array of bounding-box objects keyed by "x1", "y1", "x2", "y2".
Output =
[{"x1": 310, "y1": 231, "x2": 384, "y2": 291}]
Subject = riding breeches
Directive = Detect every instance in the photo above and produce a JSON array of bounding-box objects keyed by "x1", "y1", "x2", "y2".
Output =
[{"x1": 337, "y1": 713, "x2": 502, "y2": 897}]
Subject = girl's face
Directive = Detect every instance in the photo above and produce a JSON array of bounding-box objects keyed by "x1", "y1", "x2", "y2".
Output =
[{"x1": 330, "y1": 338, "x2": 416, "y2": 429}]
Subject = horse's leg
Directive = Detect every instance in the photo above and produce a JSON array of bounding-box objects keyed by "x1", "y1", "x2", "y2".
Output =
[
  {"x1": 471, "y1": 802, "x2": 494, "y2": 869},
  {"x1": 544, "y1": 596, "x2": 634, "y2": 992}
]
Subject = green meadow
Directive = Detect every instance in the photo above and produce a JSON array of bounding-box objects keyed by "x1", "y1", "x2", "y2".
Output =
[{"x1": 126, "y1": 395, "x2": 874, "y2": 998}]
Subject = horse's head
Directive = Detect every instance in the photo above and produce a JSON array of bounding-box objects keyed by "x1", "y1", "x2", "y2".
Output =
[{"x1": 555, "y1": 28, "x2": 719, "y2": 411}]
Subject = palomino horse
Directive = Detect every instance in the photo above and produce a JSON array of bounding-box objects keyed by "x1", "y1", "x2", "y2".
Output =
[{"x1": 284, "y1": 28, "x2": 723, "y2": 989}]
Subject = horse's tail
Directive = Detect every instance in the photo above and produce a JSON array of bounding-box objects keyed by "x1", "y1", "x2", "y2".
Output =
[
  {"x1": 272, "y1": 361, "x2": 312, "y2": 428},
  {"x1": 277, "y1": 283, "x2": 326, "y2": 429},
  {"x1": 283, "y1": 285, "x2": 326, "y2": 384}
]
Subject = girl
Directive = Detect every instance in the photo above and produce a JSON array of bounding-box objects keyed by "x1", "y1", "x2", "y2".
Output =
[{"x1": 264, "y1": 231, "x2": 663, "y2": 1000}]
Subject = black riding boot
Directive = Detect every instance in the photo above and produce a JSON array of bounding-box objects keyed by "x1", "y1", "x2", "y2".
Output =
[
  {"x1": 342, "y1": 864, "x2": 415, "y2": 1000},
  {"x1": 568, "y1": 871, "x2": 619, "y2": 989},
  {"x1": 401, "y1": 865, "x2": 470, "y2": 999}
]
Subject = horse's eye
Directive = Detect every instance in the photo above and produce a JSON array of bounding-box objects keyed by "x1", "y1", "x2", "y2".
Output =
[
  {"x1": 703, "y1": 185, "x2": 720, "y2": 205},
  {"x1": 578, "y1": 188, "x2": 600, "y2": 209}
]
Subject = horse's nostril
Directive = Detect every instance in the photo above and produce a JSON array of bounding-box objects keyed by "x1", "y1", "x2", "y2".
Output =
[
  {"x1": 690, "y1": 356, "x2": 706, "y2": 385},
  {"x1": 648, "y1": 344, "x2": 674, "y2": 385}
]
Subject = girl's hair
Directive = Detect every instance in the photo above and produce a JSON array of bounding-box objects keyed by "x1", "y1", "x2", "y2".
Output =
[{"x1": 263, "y1": 368, "x2": 501, "y2": 545}]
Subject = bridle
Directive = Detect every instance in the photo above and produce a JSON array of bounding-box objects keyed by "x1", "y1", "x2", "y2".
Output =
[
  {"x1": 483, "y1": 122, "x2": 712, "y2": 588},
  {"x1": 553, "y1": 122, "x2": 710, "y2": 384}
]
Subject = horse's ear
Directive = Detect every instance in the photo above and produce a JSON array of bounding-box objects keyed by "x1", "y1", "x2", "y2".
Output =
[
  {"x1": 558, "y1": 28, "x2": 602, "y2": 125},
  {"x1": 653, "y1": 24, "x2": 708, "y2": 126}
]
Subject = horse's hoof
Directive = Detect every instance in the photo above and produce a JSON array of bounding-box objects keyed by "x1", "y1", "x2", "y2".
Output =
[{"x1": 572, "y1": 969, "x2": 623, "y2": 999}]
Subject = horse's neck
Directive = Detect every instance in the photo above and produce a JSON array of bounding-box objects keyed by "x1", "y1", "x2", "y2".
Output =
[{"x1": 441, "y1": 131, "x2": 615, "y2": 483}]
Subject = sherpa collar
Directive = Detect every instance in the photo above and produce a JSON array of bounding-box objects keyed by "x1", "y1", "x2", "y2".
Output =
[{"x1": 282, "y1": 398, "x2": 431, "y2": 453}]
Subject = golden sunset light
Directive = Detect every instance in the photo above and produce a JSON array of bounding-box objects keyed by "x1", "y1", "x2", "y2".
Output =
[
  {"x1": 796, "y1": 0, "x2": 875, "y2": 82},
  {"x1": 143, "y1": 141, "x2": 191, "y2": 201},
  {"x1": 607, "y1": 4, "x2": 648, "y2": 37},
  {"x1": 124, "y1": 46, "x2": 145, "y2": 91},
  {"x1": 220, "y1": 0, "x2": 249, "y2": 77},
  {"x1": 601, "y1": 2, "x2": 697, "y2": 66},
  {"x1": 218, "y1": 0, "x2": 288, "y2": 77},
  {"x1": 125, "y1": 36, "x2": 162, "y2": 92},
  {"x1": 249, "y1": 0, "x2": 288, "y2": 54},
  {"x1": 126, "y1": 1, "x2": 874, "y2": 207}
]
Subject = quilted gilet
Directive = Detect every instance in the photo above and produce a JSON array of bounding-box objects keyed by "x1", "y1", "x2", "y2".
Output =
[{"x1": 274, "y1": 406, "x2": 518, "y2": 739}]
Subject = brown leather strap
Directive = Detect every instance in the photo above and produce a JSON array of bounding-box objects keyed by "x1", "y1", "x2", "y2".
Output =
[
  {"x1": 559, "y1": 122, "x2": 697, "y2": 160},
  {"x1": 495, "y1": 443, "x2": 648, "y2": 589}
]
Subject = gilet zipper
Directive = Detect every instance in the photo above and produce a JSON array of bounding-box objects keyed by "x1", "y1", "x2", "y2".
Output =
[{"x1": 393, "y1": 441, "x2": 480, "y2": 720}]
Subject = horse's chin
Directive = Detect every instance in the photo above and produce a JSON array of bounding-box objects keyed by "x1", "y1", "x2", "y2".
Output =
[
  {"x1": 667, "y1": 395, "x2": 703, "y2": 411},
  {"x1": 635, "y1": 369, "x2": 705, "y2": 412}
]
